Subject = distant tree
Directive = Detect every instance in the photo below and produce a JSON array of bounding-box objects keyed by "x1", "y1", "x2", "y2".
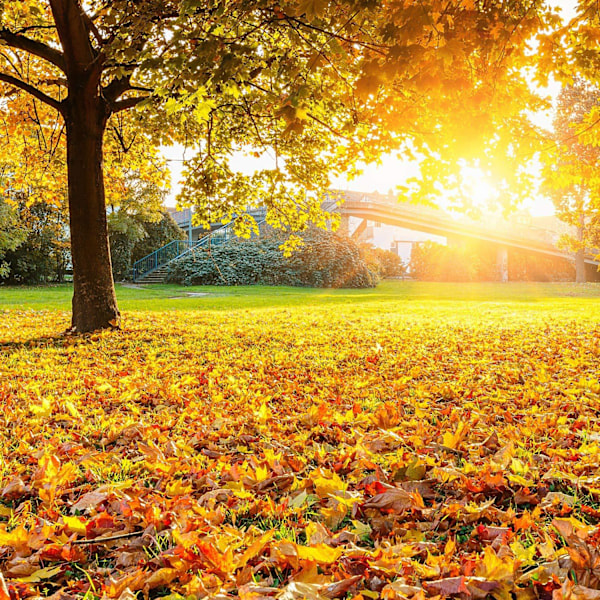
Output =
[
  {"x1": 108, "y1": 212, "x2": 147, "y2": 282},
  {"x1": 410, "y1": 241, "x2": 481, "y2": 282},
  {"x1": 131, "y1": 212, "x2": 186, "y2": 265},
  {"x1": 409, "y1": 240, "x2": 579, "y2": 282},
  {"x1": 508, "y1": 248, "x2": 575, "y2": 282},
  {"x1": 107, "y1": 169, "x2": 179, "y2": 280},
  {"x1": 2, "y1": 198, "x2": 69, "y2": 284},
  {"x1": 542, "y1": 79, "x2": 600, "y2": 283},
  {"x1": 0, "y1": 202, "x2": 25, "y2": 279}
]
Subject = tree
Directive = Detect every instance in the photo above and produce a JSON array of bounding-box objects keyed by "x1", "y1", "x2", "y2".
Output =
[
  {"x1": 0, "y1": 0, "x2": 551, "y2": 331},
  {"x1": 1, "y1": 198, "x2": 70, "y2": 284},
  {"x1": 542, "y1": 79, "x2": 600, "y2": 283},
  {"x1": 0, "y1": 86, "x2": 169, "y2": 285},
  {"x1": 0, "y1": 202, "x2": 25, "y2": 278}
]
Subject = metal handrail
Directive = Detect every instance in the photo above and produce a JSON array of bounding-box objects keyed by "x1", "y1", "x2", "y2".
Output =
[
  {"x1": 132, "y1": 214, "x2": 267, "y2": 281},
  {"x1": 132, "y1": 240, "x2": 201, "y2": 281},
  {"x1": 179, "y1": 215, "x2": 268, "y2": 259}
]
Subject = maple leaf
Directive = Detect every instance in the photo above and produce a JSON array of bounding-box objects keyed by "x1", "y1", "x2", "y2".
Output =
[{"x1": 363, "y1": 487, "x2": 421, "y2": 512}]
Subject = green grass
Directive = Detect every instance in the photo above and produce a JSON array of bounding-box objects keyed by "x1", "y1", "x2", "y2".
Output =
[{"x1": 2, "y1": 280, "x2": 600, "y2": 322}]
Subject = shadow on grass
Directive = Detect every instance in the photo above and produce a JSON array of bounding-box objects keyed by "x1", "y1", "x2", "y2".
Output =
[
  {"x1": 0, "y1": 328, "x2": 126, "y2": 351},
  {"x1": 0, "y1": 334, "x2": 69, "y2": 351}
]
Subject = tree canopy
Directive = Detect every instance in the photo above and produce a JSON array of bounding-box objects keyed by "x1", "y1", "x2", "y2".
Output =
[
  {"x1": 0, "y1": 0, "x2": 579, "y2": 329},
  {"x1": 542, "y1": 79, "x2": 600, "y2": 282},
  {"x1": 0, "y1": 92, "x2": 170, "y2": 214}
]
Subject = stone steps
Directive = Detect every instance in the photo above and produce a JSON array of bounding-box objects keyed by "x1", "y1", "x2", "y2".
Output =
[{"x1": 136, "y1": 265, "x2": 171, "y2": 284}]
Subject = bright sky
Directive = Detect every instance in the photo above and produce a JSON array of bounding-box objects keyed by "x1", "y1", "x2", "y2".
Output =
[{"x1": 164, "y1": 0, "x2": 578, "y2": 219}]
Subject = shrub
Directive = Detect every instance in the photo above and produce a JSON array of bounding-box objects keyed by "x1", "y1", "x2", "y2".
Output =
[
  {"x1": 410, "y1": 241, "x2": 480, "y2": 281},
  {"x1": 167, "y1": 230, "x2": 378, "y2": 288},
  {"x1": 360, "y1": 244, "x2": 406, "y2": 278}
]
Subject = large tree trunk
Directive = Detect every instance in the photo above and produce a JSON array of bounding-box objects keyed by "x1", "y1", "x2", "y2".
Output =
[{"x1": 65, "y1": 95, "x2": 120, "y2": 332}]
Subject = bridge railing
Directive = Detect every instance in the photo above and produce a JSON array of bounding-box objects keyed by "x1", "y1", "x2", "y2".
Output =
[{"x1": 340, "y1": 197, "x2": 562, "y2": 248}]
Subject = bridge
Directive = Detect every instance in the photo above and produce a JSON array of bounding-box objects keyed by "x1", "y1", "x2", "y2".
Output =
[
  {"x1": 132, "y1": 193, "x2": 595, "y2": 282},
  {"x1": 333, "y1": 192, "x2": 599, "y2": 280}
]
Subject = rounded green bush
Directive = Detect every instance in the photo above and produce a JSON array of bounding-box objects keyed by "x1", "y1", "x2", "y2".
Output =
[{"x1": 167, "y1": 230, "x2": 378, "y2": 288}]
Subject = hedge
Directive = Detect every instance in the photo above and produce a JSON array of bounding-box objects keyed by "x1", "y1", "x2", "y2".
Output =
[{"x1": 167, "y1": 230, "x2": 378, "y2": 288}]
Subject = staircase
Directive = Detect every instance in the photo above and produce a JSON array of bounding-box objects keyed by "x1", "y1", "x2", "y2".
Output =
[
  {"x1": 132, "y1": 239, "x2": 199, "y2": 283},
  {"x1": 136, "y1": 263, "x2": 172, "y2": 284},
  {"x1": 132, "y1": 215, "x2": 267, "y2": 283}
]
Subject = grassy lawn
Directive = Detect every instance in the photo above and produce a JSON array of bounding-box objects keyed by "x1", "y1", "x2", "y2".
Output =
[
  {"x1": 1, "y1": 281, "x2": 600, "y2": 598},
  {"x1": 2, "y1": 280, "x2": 600, "y2": 319}
]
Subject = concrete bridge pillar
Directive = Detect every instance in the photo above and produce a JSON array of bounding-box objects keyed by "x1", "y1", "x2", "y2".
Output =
[
  {"x1": 497, "y1": 246, "x2": 509, "y2": 282},
  {"x1": 351, "y1": 218, "x2": 368, "y2": 240}
]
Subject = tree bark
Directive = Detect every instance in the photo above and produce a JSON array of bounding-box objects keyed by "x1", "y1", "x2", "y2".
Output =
[{"x1": 65, "y1": 93, "x2": 120, "y2": 332}]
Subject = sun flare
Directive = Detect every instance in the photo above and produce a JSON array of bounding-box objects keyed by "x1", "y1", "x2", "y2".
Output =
[{"x1": 459, "y1": 165, "x2": 500, "y2": 210}]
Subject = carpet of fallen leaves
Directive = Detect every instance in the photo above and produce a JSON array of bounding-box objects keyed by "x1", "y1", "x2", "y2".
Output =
[{"x1": 2, "y1": 306, "x2": 600, "y2": 600}]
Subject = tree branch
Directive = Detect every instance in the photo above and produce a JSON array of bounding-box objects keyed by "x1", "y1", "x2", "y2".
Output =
[
  {"x1": 104, "y1": 75, "x2": 133, "y2": 103},
  {"x1": 0, "y1": 28, "x2": 66, "y2": 72},
  {"x1": 307, "y1": 112, "x2": 351, "y2": 141},
  {"x1": 283, "y1": 14, "x2": 389, "y2": 55},
  {"x1": 80, "y1": 9, "x2": 105, "y2": 47},
  {"x1": 0, "y1": 72, "x2": 63, "y2": 112},
  {"x1": 103, "y1": 33, "x2": 150, "y2": 103},
  {"x1": 111, "y1": 95, "x2": 150, "y2": 113},
  {"x1": 49, "y1": 0, "x2": 96, "y2": 74}
]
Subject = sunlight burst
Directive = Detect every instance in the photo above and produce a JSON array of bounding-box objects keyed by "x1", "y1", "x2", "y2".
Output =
[{"x1": 459, "y1": 165, "x2": 500, "y2": 210}]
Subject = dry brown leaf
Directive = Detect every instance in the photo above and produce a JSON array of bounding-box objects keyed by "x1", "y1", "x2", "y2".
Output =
[
  {"x1": 362, "y1": 488, "x2": 416, "y2": 512},
  {"x1": 70, "y1": 490, "x2": 108, "y2": 513}
]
